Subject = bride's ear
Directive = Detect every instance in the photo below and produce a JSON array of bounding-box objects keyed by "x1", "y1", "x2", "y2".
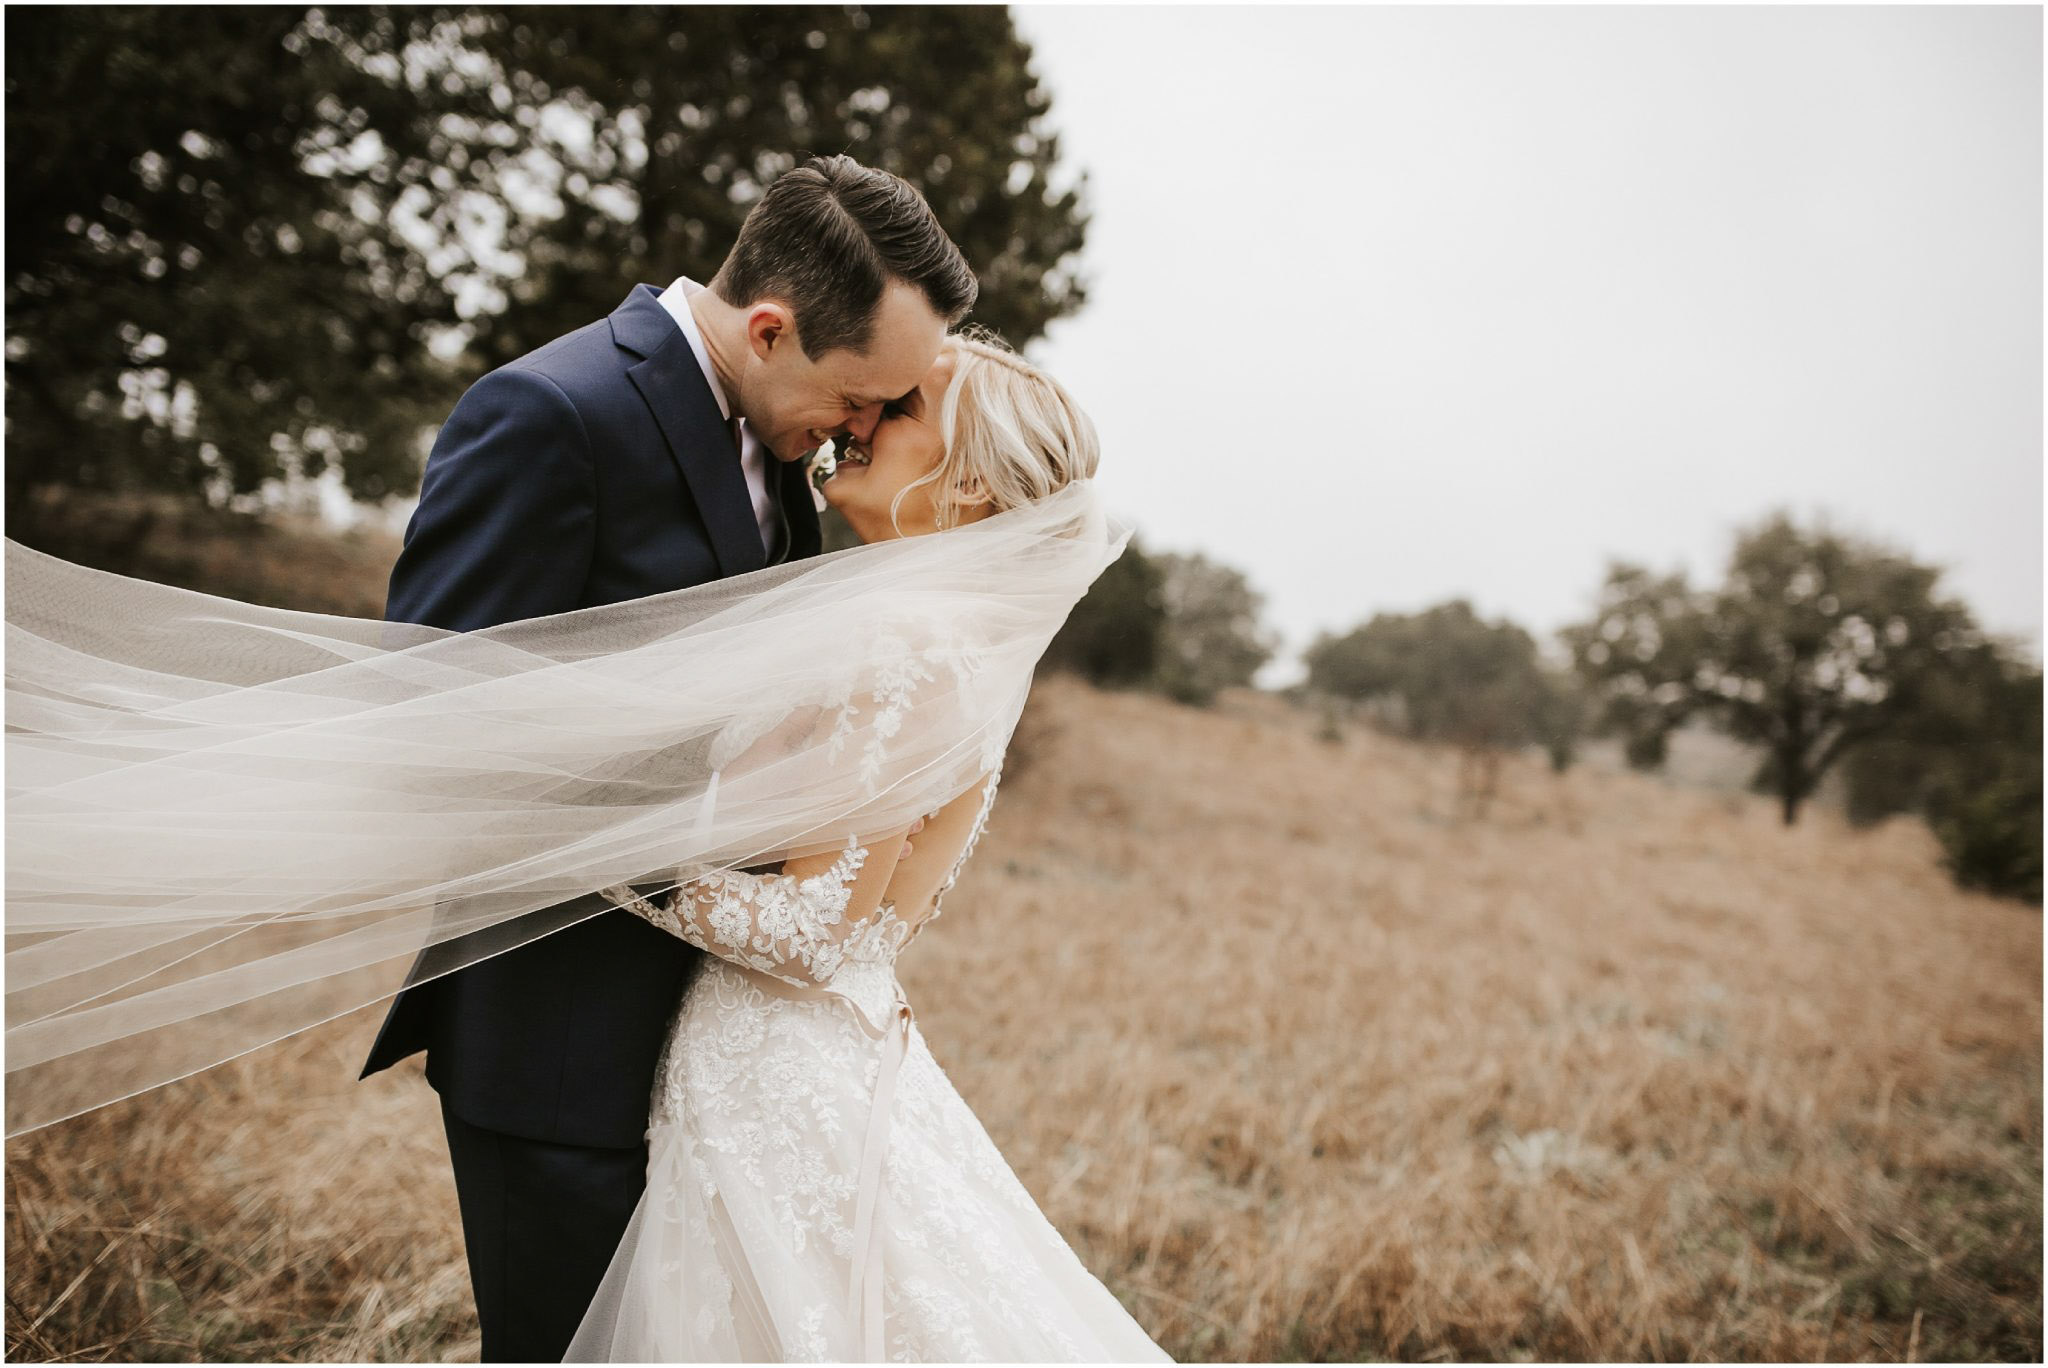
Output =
[{"x1": 952, "y1": 475, "x2": 995, "y2": 512}]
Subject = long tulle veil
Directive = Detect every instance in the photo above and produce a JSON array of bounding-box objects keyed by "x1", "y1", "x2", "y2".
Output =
[{"x1": 4, "y1": 481, "x2": 1127, "y2": 1136}]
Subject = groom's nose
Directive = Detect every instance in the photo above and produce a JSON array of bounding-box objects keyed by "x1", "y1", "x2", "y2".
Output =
[{"x1": 843, "y1": 402, "x2": 885, "y2": 444}]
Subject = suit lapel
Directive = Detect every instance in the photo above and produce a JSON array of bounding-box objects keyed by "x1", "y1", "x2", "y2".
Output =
[
  {"x1": 775, "y1": 456, "x2": 823, "y2": 562},
  {"x1": 611, "y1": 284, "x2": 765, "y2": 578}
]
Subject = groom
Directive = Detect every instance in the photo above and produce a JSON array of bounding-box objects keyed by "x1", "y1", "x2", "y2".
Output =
[{"x1": 360, "y1": 155, "x2": 978, "y2": 1361}]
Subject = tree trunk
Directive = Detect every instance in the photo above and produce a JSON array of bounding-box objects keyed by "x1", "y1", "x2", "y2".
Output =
[{"x1": 1777, "y1": 745, "x2": 1805, "y2": 826}]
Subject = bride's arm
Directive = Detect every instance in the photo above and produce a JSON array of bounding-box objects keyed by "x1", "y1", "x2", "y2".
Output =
[
  {"x1": 615, "y1": 644, "x2": 978, "y2": 984},
  {"x1": 874, "y1": 774, "x2": 995, "y2": 928},
  {"x1": 603, "y1": 831, "x2": 912, "y2": 988}
]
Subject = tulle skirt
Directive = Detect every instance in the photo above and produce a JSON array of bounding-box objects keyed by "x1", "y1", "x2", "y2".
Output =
[{"x1": 564, "y1": 960, "x2": 1170, "y2": 1362}]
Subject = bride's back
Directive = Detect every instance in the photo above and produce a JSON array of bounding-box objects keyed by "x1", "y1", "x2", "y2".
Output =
[{"x1": 883, "y1": 770, "x2": 1001, "y2": 936}]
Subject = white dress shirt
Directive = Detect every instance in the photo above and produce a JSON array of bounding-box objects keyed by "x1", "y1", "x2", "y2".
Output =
[{"x1": 656, "y1": 276, "x2": 779, "y2": 556}]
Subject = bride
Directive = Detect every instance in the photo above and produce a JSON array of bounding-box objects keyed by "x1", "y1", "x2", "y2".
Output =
[
  {"x1": 567, "y1": 332, "x2": 1168, "y2": 1362},
  {"x1": 5, "y1": 334, "x2": 1167, "y2": 1362}
]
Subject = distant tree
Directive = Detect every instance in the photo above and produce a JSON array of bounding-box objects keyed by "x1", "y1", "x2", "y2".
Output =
[
  {"x1": 1041, "y1": 540, "x2": 1164, "y2": 688},
  {"x1": 457, "y1": 5, "x2": 1087, "y2": 371},
  {"x1": 6, "y1": 5, "x2": 1088, "y2": 533},
  {"x1": 1840, "y1": 641, "x2": 2025, "y2": 822},
  {"x1": 1306, "y1": 601, "x2": 1559, "y2": 743},
  {"x1": 1842, "y1": 642, "x2": 2041, "y2": 903},
  {"x1": 4, "y1": 7, "x2": 472, "y2": 529},
  {"x1": 1152, "y1": 551, "x2": 1276, "y2": 706},
  {"x1": 1554, "y1": 565, "x2": 1711, "y2": 772},
  {"x1": 1305, "y1": 600, "x2": 1573, "y2": 813},
  {"x1": 1934, "y1": 748, "x2": 2042, "y2": 905},
  {"x1": 1563, "y1": 513, "x2": 1983, "y2": 826},
  {"x1": 1527, "y1": 666, "x2": 1590, "y2": 775}
]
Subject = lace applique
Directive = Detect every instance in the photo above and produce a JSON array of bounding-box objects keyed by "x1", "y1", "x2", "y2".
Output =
[
  {"x1": 605, "y1": 763, "x2": 1166, "y2": 1362},
  {"x1": 821, "y1": 628, "x2": 944, "y2": 788},
  {"x1": 601, "y1": 837, "x2": 869, "y2": 988},
  {"x1": 789, "y1": 1304, "x2": 832, "y2": 1362}
]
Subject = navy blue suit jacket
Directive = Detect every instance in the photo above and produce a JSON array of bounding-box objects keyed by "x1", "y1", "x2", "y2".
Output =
[{"x1": 359, "y1": 284, "x2": 822, "y2": 1148}]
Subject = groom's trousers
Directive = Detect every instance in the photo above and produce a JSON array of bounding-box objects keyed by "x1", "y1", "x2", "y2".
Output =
[{"x1": 440, "y1": 1102, "x2": 647, "y2": 1362}]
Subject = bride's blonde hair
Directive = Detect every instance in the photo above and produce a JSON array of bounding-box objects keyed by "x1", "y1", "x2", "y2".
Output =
[{"x1": 888, "y1": 329, "x2": 1100, "y2": 534}]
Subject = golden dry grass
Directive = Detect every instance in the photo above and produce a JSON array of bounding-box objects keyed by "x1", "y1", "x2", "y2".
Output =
[{"x1": 6, "y1": 676, "x2": 2041, "y2": 1361}]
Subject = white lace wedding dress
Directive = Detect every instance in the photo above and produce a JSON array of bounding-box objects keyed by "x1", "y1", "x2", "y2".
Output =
[{"x1": 567, "y1": 769, "x2": 1169, "y2": 1362}]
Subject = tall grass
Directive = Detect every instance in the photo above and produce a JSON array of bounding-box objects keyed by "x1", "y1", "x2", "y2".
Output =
[{"x1": 7, "y1": 677, "x2": 2040, "y2": 1361}]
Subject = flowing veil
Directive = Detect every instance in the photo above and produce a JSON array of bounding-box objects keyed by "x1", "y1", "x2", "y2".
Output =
[{"x1": 4, "y1": 482, "x2": 1127, "y2": 1136}]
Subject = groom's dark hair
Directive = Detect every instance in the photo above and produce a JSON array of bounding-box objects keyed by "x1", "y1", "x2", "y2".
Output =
[{"x1": 710, "y1": 154, "x2": 978, "y2": 358}]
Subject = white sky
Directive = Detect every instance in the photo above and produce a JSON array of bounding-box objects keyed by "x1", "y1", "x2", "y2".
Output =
[{"x1": 1011, "y1": 3, "x2": 2043, "y2": 679}]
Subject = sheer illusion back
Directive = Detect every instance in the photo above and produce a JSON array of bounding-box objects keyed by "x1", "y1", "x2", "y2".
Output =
[
  {"x1": 569, "y1": 765, "x2": 1167, "y2": 1362},
  {"x1": 598, "y1": 765, "x2": 1001, "y2": 994}
]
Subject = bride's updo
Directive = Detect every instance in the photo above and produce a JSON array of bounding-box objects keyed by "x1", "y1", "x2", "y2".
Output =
[{"x1": 896, "y1": 330, "x2": 1100, "y2": 533}]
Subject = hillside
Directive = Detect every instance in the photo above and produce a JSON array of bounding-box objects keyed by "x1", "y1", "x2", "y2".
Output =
[{"x1": 6, "y1": 675, "x2": 2041, "y2": 1362}]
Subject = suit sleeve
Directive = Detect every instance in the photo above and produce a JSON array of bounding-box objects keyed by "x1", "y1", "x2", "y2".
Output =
[{"x1": 386, "y1": 367, "x2": 598, "y2": 631}]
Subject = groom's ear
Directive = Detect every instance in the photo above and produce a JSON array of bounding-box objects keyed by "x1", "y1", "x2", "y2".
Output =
[{"x1": 746, "y1": 303, "x2": 798, "y2": 361}]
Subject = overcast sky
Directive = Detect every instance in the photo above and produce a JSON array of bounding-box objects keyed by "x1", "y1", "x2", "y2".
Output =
[{"x1": 1010, "y1": 3, "x2": 2042, "y2": 679}]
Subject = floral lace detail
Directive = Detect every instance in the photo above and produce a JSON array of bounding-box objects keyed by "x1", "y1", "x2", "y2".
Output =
[
  {"x1": 813, "y1": 615, "x2": 1013, "y2": 791},
  {"x1": 601, "y1": 836, "x2": 873, "y2": 988},
  {"x1": 607, "y1": 761, "x2": 1002, "y2": 979},
  {"x1": 790, "y1": 1304, "x2": 833, "y2": 1362},
  {"x1": 574, "y1": 767, "x2": 1168, "y2": 1361},
  {"x1": 632, "y1": 965, "x2": 1140, "y2": 1360},
  {"x1": 822, "y1": 627, "x2": 943, "y2": 788}
]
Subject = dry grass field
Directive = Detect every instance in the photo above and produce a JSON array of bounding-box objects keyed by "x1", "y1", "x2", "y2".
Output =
[{"x1": 6, "y1": 675, "x2": 2041, "y2": 1362}]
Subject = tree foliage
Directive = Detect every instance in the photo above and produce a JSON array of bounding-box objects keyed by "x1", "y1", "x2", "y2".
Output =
[
  {"x1": 454, "y1": 5, "x2": 1086, "y2": 372},
  {"x1": 1553, "y1": 564, "x2": 1708, "y2": 771},
  {"x1": 1304, "y1": 600, "x2": 1580, "y2": 766},
  {"x1": 1041, "y1": 540, "x2": 1165, "y2": 689},
  {"x1": 5, "y1": 7, "x2": 471, "y2": 523},
  {"x1": 1933, "y1": 747, "x2": 2043, "y2": 905},
  {"x1": 1841, "y1": 644, "x2": 2042, "y2": 903},
  {"x1": 5, "y1": 5, "x2": 1088, "y2": 532},
  {"x1": 1562, "y1": 513, "x2": 1985, "y2": 826},
  {"x1": 1152, "y1": 551, "x2": 1277, "y2": 706},
  {"x1": 1040, "y1": 542, "x2": 1279, "y2": 706}
]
